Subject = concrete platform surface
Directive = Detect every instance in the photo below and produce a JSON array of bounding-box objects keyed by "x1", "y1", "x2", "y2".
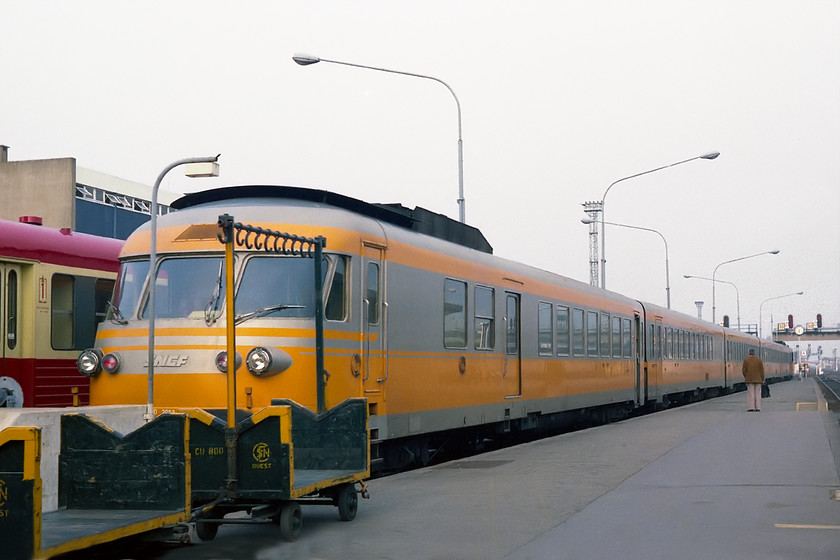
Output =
[{"x1": 152, "y1": 379, "x2": 840, "y2": 559}]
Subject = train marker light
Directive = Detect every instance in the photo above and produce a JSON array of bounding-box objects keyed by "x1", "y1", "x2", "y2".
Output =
[
  {"x1": 102, "y1": 353, "x2": 121, "y2": 374},
  {"x1": 215, "y1": 351, "x2": 242, "y2": 373},
  {"x1": 77, "y1": 349, "x2": 102, "y2": 376}
]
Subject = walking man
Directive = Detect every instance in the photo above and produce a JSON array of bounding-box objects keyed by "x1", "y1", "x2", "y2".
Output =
[{"x1": 742, "y1": 348, "x2": 765, "y2": 412}]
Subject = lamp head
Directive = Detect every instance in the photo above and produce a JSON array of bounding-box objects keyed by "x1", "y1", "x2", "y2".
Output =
[
  {"x1": 581, "y1": 219, "x2": 594, "y2": 225},
  {"x1": 292, "y1": 53, "x2": 320, "y2": 66},
  {"x1": 701, "y1": 152, "x2": 720, "y2": 160},
  {"x1": 770, "y1": 250, "x2": 780, "y2": 255}
]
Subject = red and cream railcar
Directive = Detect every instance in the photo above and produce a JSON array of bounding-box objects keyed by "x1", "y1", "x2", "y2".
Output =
[
  {"x1": 0, "y1": 217, "x2": 122, "y2": 407},
  {"x1": 81, "y1": 186, "x2": 793, "y2": 469}
]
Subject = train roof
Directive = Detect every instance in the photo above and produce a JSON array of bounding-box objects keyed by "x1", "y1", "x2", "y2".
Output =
[
  {"x1": 0, "y1": 218, "x2": 123, "y2": 272},
  {"x1": 172, "y1": 186, "x2": 493, "y2": 254}
]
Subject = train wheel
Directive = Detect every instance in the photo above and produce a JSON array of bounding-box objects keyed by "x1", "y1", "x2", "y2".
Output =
[
  {"x1": 278, "y1": 502, "x2": 303, "y2": 541},
  {"x1": 195, "y1": 520, "x2": 219, "y2": 542},
  {"x1": 336, "y1": 483, "x2": 358, "y2": 522}
]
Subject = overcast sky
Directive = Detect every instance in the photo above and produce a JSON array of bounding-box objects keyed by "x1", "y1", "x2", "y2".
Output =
[{"x1": 2, "y1": 1, "x2": 838, "y2": 356}]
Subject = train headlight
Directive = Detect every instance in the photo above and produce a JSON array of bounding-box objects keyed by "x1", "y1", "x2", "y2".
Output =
[
  {"x1": 101, "y1": 353, "x2": 121, "y2": 374},
  {"x1": 77, "y1": 349, "x2": 102, "y2": 377},
  {"x1": 215, "y1": 351, "x2": 242, "y2": 373},
  {"x1": 246, "y1": 347, "x2": 292, "y2": 377}
]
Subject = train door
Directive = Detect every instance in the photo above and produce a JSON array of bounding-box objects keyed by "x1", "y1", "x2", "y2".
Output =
[
  {"x1": 1, "y1": 263, "x2": 23, "y2": 406},
  {"x1": 361, "y1": 242, "x2": 387, "y2": 402},
  {"x1": 634, "y1": 313, "x2": 645, "y2": 405},
  {"x1": 647, "y1": 316, "x2": 663, "y2": 403},
  {"x1": 504, "y1": 293, "x2": 521, "y2": 397}
]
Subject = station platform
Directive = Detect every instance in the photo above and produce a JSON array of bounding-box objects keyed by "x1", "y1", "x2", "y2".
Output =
[{"x1": 162, "y1": 378, "x2": 840, "y2": 559}]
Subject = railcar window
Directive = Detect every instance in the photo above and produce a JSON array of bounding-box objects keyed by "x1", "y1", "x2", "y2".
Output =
[
  {"x1": 572, "y1": 308, "x2": 585, "y2": 356},
  {"x1": 94, "y1": 279, "x2": 115, "y2": 328},
  {"x1": 656, "y1": 326, "x2": 662, "y2": 359},
  {"x1": 51, "y1": 274, "x2": 75, "y2": 349},
  {"x1": 141, "y1": 257, "x2": 227, "y2": 319},
  {"x1": 556, "y1": 305, "x2": 570, "y2": 356},
  {"x1": 647, "y1": 324, "x2": 654, "y2": 359},
  {"x1": 237, "y1": 256, "x2": 317, "y2": 319},
  {"x1": 622, "y1": 318, "x2": 632, "y2": 358},
  {"x1": 538, "y1": 302, "x2": 552, "y2": 356},
  {"x1": 475, "y1": 286, "x2": 495, "y2": 350},
  {"x1": 600, "y1": 313, "x2": 611, "y2": 357},
  {"x1": 505, "y1": 294, "x2": 519, "y2": 355},
  {"x1": 665, "y1": 328, "x2": 673, "y2": 359},
  {"x1": 112, "y1": 260, "x2": 150, "y2": 321},
  {"x1": 611, "y1": 316, "x2": 621, "y2": 358},
  {"x1": 367, "y1": 262, "x2": 380, "y2": 325},
  {"x1": 587, "y1": 311, "x2": 599, "y2": 357},
  {"x1": 444, "y1": 279, "x2": 467, "y2": 349},
  {"x1": 6, "y1": 269, "x2": 17, "y2": 350},
  {"x1": 324, "y1": 255, "x2": 348, "y2": 321}
]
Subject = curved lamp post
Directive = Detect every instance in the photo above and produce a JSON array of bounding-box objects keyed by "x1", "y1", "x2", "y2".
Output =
[
  {"x1": 759, "y1": 291, "x2": 803, "y2": 339},
  {"x1": 685, "y1": 274, "x2": 741, "y2": 329},
  {"x1": 146, "y1": 155, "x2": 220, "y2": 421},
  {"x1": 712, "y1": 250, "x2": 779, "y2": 325},
  {"x1": 599, "y1": 151, "x2": 719, "y2": 290},
  {"x1": 293, "y1": 53, "x2": 465, "y2": 223},
  {"x1": 583, "y1": 218, "x2": 671, "y2": 308}
]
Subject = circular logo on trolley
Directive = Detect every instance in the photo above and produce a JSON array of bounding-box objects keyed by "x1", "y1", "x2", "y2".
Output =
[{"x1": 252, "y1": 442, "x2": 271, "y2": 463}]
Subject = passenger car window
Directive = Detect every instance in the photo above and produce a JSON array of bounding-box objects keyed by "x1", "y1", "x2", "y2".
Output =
[{"x1": 444, "y1": 279, "x2": 466, "y2": 348}]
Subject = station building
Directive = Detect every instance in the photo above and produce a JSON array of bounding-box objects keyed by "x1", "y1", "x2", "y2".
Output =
[{"x1": 0, "y1": 144, "x2": 179, "y2": 239}]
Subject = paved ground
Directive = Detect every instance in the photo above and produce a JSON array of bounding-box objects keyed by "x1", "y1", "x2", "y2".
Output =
[{"x1": 67, "y1": 378, "x2": 840, "y2": 559}]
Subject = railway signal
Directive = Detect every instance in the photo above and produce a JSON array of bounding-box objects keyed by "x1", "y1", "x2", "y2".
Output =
[
  {"x1": 817, "y1": 313, "x2": 822, "y2": 328},
  {"x1": 788, "y1": 314, "x2": 794, "y2": 329}
]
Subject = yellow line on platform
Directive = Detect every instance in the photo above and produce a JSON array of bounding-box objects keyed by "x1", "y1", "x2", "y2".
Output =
[{"x1": 775, "y1": 523, "x2": 840, "y2": 530}]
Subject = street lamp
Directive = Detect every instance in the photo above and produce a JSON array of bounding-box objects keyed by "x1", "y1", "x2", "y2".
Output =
[
  {"x1": 146, "y1": 155, "x2": 220, "y2": 421},
  {"x1": 598, "y1": 151, "x2": 719, "y2": 290},
  {"x1": 685, "y1": 275, "x2": 741, "y2": 330},
  {"x1": 293, "y1": 53, "x2": 466, "y2": 223},
  {"x1": 712, "y1": 250, "x2": 779, "y2": 325},
  {"x1": 759, "y1": 291, "x2": 803, "y2": 340},
  {"x1": 583, "y1": 218, "x2": 671, "y2": 308}
]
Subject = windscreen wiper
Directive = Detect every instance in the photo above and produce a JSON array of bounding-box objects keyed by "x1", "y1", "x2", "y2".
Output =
[
  {"x1": 204, "y1": 261, "x2": 224, "y2": 326},
  {"x1": 108, "y1": 300, "x2": 128, "y2": 325},
  {"x1": 234, "y1": 304, "x2": 304, "y2": 326}
]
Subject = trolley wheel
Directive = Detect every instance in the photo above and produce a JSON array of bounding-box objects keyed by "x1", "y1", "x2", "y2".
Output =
[
  {"x1": 336, "y1": 483, "x2": 358, "y2": 522},
  {"x1": 195, "y1": 520, "x2": 219, "y2": 542},
  {"x1": 278, "y1": 501, "x2": 303, "y2": 542}
]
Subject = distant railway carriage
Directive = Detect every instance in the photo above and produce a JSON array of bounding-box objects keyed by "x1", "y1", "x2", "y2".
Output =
[
  {"x1": 82, "y1": 186, "x2": 794, "y2": 470},
  {"x1": 1, "y1": 218, "x2": 122, "y2": 407}
]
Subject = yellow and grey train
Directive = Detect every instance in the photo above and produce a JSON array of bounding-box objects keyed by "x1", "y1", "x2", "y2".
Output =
[{"x1": 80, "y1": 186, "x2": 794, "y2": 470}]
